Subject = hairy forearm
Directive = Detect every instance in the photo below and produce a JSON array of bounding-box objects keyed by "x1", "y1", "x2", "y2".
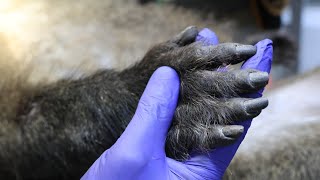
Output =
[{"x1": 5, "y1": 69, "x2": 142, "y2": 179}]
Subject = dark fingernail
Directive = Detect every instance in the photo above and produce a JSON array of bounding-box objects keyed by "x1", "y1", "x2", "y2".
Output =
[
  {"x1": 249, "y1": 71, "x2": 269, "y2": 87},
  {"x1": 236, "y1": 45, "x2": 257, "y2": 58},
  {"x1": 176, "y1": 26, "x2": 198, "y2": 45},
  {"x1": 183, "y1": 26, "x2": 197, "y2": 32},
  {"x1": 222, "y1": 125, "x2": 244, "y2": 138},
  {"x1": 244, "y1": 98, "x2": 269, "y2": 113},
  {"x1": 181, "y1": 26, "x2": 198, "y2": 38}
]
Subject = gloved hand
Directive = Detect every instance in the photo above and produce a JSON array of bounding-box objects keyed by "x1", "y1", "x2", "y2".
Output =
[{"x1": 82, "y1": 29, "x2": 273, "y2": 180}]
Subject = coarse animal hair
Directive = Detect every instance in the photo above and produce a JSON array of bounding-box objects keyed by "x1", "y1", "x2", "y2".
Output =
[{"x1": 0, "y1": 25, "x2": 270, "y2": 179}]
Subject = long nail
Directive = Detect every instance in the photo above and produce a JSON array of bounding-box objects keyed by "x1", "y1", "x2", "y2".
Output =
[
  {"x1": 244, "y1": 98, "x2": 269, "y2": 113},
  {"x1": 236, "y1": 45, "x2": 257, "y2": 58},
  {"x1": 222, "y1": 125, "x2": 244, "y2": 138},
  {"x1": 249, "y1": 71, "x2": 269, "y2": 88}
]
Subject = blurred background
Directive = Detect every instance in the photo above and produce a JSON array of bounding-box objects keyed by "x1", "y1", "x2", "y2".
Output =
[
  {"x1": 0, "y1": 0, "x2": 319, "y2": 154},
  {"x1": 0, "y1": 0, "x2": 319, "y2": 83}
]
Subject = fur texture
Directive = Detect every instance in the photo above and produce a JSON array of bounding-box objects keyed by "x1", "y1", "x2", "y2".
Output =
[
  {"x1": 0, "y1": 1, "x2": 312, "y2": 180},
  {"x1": 0, "y1": 26, "x2": 269, "y2": 179},
  {"x1": 224, "y1": 69, "x2": 320, "y2": 179}
]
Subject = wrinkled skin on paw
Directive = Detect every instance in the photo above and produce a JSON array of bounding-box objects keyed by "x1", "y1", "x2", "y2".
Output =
[{"x1": 127, "y1": 27, "x2": 269, "y2": 160}]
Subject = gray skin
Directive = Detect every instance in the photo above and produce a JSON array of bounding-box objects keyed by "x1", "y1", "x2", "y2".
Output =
[{"x1": 0, "y1": 27, "x2": 269, "y2": 179}]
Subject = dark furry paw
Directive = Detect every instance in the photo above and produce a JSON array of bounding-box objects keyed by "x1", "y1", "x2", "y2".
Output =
[
  {"x1": 135, "y1": 27, "x2": 269, "y2": 160},
  {"x1": 165, "y1": 69, "x2": 269, "y2": 160}
]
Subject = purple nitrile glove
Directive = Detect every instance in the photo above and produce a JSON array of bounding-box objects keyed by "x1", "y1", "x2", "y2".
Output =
[
  {"x1": 82, "y1": 66, "x2": 232, "y2": 180},
  {"x1": 196, "y1": 28, "x2": 219, "y2": 45},
  {"x1": 196, "y1": 28, "x2": 273, "y2": 176},
  {"x1": 82, "y1": 29, "x2": 272, "y2": 180}
]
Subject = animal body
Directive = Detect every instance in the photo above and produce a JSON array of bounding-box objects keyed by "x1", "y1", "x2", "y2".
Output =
[
  {"x1": 1, "y1": 25, "x2": 269, "y2": 179},
  {"x1": 0, "y1": 0, "x2": 318, "y2": 179}
]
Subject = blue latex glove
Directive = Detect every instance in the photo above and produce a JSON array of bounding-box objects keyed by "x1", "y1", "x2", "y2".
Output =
[{"x1": 82, "y1": 29, "x2": 273, "y2": 180}]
